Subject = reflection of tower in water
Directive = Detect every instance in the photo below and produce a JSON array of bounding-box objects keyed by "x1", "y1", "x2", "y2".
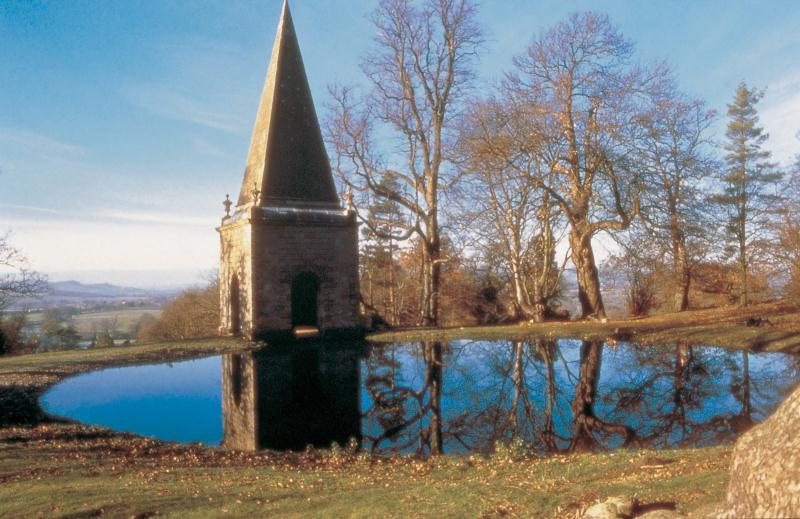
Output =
[{"x1": 221, "y1": 342, "x2": 364, "y2": 451}]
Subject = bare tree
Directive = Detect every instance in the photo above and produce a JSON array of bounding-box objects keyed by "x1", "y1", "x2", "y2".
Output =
[
  {"x1": 0, "y1": 232, "x2": 47, "y2": 312},
  {"x1": 505, "y1": 13, "x2": 658, "y2": 319},
  {"x1": 457, "y1": 97, "x2": 567, "y2": 322},
  {"x1": 637, "y1": 81, "x2": 717, "y2": 311},
  {"x1": 776, "y1": 155, "x2": 800, "y2": 302},
  {"x1": 606, "y1": 228, "x2": 660, "y2": 317},
  {"x1": 327, "y1": 0, "x2": 483, "y2": 326}
]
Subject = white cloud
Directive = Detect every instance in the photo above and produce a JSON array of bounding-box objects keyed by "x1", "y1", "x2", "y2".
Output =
[
  {"x1": 122, "y1": 83, "x2": 245, "y2": 134},
  {"x1": 761, "y1": 73, "x2": 800, "y2": 166},
  {"x1": 4, "y1": 217, "x2": 218, "y2": 274},
  {"x1": 99, "y1": 209, "x2": 214, "y2": 227}
]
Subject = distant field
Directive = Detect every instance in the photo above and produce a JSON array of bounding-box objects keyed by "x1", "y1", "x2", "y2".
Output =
[
  {"x1": 71, "y1": 309, "x2": 162, "y2": 335},
  {"x1": 17, "y1": 308, "x2": 162, "y2": 337}
]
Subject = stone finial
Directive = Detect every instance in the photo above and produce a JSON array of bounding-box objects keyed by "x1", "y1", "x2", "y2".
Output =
[
  {"x1": 343, "y1": 189, "x2": 354, "y2": 211},
  {"x1": 223, "y1": 194, "x2": 232, "y2": 217}
]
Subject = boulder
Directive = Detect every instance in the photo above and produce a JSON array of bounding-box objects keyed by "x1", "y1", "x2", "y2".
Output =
[
  {"x1": 583, "y1": 496, "x2": 635, "y2": 519},
  {"x1": 636, "y1": 511, "x2": 684, "y2": 519},
  {"x1": 717, "y1": 385, "x2": 800, "y2": 518}
]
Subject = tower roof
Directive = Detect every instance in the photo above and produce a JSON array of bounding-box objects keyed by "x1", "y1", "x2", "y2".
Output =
[{"x1": 237, "y1": 0, "x2": 339, "y2": 208}]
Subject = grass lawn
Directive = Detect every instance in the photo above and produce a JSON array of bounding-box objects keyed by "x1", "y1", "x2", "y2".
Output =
[
  {"x1": 0, "y1": 425, "x2": 728, "y2": 518},
  {"x1": 0, "y1": 302, "x2": 798, "y2": 518}
]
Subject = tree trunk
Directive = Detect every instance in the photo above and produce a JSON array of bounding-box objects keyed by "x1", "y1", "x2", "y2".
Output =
[
  {"x1": 421, "y1": 238, "x2": 442, "y2": 327},
  {"x1": 424, "y1": 341, "x2": 444, "y2": 455},
  {"x1": 741, "y1": 351, "x2": 751, "y2": 419},
  {"x1": 570, "y1": 340, "x2": 636, "y2": 451},
  {"x1": 388, "y1": 239, "x2": 398, "y2": 326},
  {"x1": 739, "y1": 242, "x2": 749, "y2": 307},
  {"x1": 510, "y1": 260, "x2": 545, "y2": 322},
  {"x1": 732, "y1": 350, "x2": 754, "y2": 433},
  {"x1": 672, "y1": 228, "x2": 690, "y2": 312},
  {"x1": 569, "y1": 224, "x2": 606, "y2": 319},
  {"x1": 571, "y1": 340, "x2": 604, "y2": 451},
  {"x1": 738, "y1": 194, "x2": 749, "y2": 306},
  {"x1": 538, "y1": 340, "x2": 557, "y2": 451},
  {"x1": 510, "y1": 339, "x2": 523, "y2": 435}
]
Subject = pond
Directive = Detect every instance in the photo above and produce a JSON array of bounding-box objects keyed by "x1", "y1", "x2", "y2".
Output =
[{"x1": 41, "y1": 339, "x2": 800, "y2": 456}]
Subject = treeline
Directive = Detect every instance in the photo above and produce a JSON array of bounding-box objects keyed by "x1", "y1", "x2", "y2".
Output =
[{"x1": 326, "y1": 1, "x2": 798, "y2": 327}]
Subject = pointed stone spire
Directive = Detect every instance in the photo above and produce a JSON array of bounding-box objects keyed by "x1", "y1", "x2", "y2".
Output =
[{"x1": 237, "y1": 0, "x2": 339, "y2": 208}]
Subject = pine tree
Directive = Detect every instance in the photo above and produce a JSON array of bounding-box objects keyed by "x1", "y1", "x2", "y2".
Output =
[
  {"x1": 359, "y1": 175, "x2": 407, "y2": 325},
  {"x1": 712, "y1": 82, "x2": 782, "y2": 306}
]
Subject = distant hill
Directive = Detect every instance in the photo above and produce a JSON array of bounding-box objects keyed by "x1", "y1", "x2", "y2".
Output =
[
  {"x1": 5, "y1": 281, "x2": 181, "y2": 312},
  {"x1": 48, "y1": 281, "x2": 153, "y2": 298}
]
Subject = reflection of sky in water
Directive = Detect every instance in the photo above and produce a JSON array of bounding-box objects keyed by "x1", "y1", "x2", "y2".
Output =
[
  {"x1": 41, "y1": 357, "x2": 223, "y2": 445},
  {"x1": 41, "y1": 341, "x2": 799, "y2": 453}
]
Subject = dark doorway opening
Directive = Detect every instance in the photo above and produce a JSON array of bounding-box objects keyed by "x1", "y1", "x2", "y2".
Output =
[
  {"x1": 230, "y1": 275, "x2": 241, "y2": 335},
  {"x1": 291, "y1": 272, "x2": 319, "y2": 328}
]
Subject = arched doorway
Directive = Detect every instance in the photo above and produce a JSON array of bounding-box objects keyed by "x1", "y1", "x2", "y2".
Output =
[
  {"x1": 230, "y1": 275, "x2": 241, "y2": 335},
  {"x1": 291, "y1": 272, "x2": 319, "y2": 328}
]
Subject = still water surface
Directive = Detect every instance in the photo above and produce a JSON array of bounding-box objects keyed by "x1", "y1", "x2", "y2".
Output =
[{"x1": 41, "y1": 339, "x2": 800, "y2": 455}]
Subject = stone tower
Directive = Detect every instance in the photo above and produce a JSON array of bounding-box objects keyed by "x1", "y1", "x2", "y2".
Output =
[{"x1": 218, "y1": 1, "x2": 361, "y2": 340}]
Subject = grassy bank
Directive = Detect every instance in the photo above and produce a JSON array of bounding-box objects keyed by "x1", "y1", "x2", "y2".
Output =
[
  {"x1": 1, "y1": 303, "x2": 798, "y2": 518},
  {"x1": 0, "y1": 424, "x2": 728, "y2": 518},
  {"x1": 371, "y1": 301, "x2": 800, "y2": 354}
]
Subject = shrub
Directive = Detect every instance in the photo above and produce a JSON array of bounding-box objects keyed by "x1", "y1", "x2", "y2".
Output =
[{"x1": 138, "y1": 281, "x2": 219, "y2": 340}]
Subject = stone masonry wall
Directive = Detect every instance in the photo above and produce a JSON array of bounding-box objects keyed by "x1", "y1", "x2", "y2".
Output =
[
  {"x1": 218, "y1": 218, "x2": 254, "y2": 336},
  {"x1": 250, "y1": 212, "x2": 360, "y2": 334},
  {"x1": 221, "y1": 353, "x2": 258, "y2": 451}
]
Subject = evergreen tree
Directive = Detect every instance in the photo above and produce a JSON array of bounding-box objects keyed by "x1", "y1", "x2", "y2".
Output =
[
  {"x1": 359, "y1": 175, "x2": 407, "y2": 325},
  {"x1": 712, "y1": 82, "x2": 782, "y2": 306}
]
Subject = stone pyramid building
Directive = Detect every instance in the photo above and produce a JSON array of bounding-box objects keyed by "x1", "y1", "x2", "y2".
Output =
[{"x1": 218, "y1": 1, "x2": 361, "y2": 340}]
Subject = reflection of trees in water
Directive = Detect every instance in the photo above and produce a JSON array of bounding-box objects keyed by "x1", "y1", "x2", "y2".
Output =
[
  {"x1": 609, "y1": 344, "x2": 717, "y2": 447},
  {"x1": 570, "y1": 340, "x2": 637, "y2": 451},
  {"x1": 363, "y1": 340, "x2": 799, "y2": 456},
  {"x1": 612, "y1": 346, "x2": 799, "y2": 447},
  {"x1": 510, "y1": 340, "x2": 558, "y2": 450},
  {"x1": 362, "y1": 341, "x2": 444, "y2": 455}
]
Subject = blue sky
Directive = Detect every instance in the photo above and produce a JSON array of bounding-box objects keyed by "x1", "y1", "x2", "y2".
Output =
[{"x1": 1, "y1": 0, "x2": 799, "y2": 287}]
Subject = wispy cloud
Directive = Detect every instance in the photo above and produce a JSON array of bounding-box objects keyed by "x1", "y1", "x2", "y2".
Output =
[
  {"x1": 761, "y1": 73, "x2": 800, "y2": 166},
  {"x1": 0, "y1": 127, "x2": 84, "y2": 157},
  {"x1": 191, "y1": 136, "x2": 233, "y2": 159},
  {"x1": 100, "y1": 209, "x2": 213, "y2": 227},
  {"x1": 123, "y1": 83, "x2": 245, "y2": 134},
  {"x1": 0, "y1": 203, "x2": 61, "y2": 215}
]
